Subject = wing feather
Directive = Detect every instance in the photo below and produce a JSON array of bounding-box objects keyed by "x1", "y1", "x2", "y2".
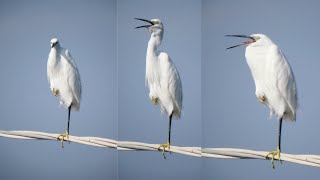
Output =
[
  {"x1": 268, "y1": 46, "x2": 298, "y2": 121},
  {"x1": 159, "y1": 52, "x2": 183, "y2": 118},
  {"x1": 62, "y1": 49, "x2": 82, "y2": 106}
]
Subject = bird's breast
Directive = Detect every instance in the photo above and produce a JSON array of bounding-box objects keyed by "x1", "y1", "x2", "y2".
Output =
[{"x1": 146, "y1": 58, "x2": 160, "y2": 83}]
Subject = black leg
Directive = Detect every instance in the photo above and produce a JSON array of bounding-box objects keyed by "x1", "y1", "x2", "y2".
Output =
[
  {"x1": 67, "y1": 105, "x2": 71, "y2": 134},
  {"x1": 265, "y1": 117, "x2": 283, "y2": 168},
  {"x1": 168, "y1": 114, "x2": 172, "y2": 144},
  {"x1": 158, "y1": 114, "x2": 173, "y2": 159},
  {"x1": 278, "y1": 117, "x2": 283, "y2": 151}
]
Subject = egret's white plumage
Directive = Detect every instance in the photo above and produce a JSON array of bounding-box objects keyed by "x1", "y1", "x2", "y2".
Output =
[
  {"x1": 144, "y1": 19, "x2": 182, "y2": 120},
  {"x1": 47, "y1": 38, "x2": 81, "y2": 111},
  {"x1": 135, "y1": 18, "x2": 182, "y2": 157},
  {"x1": 245, "y1": 34, "x2": 298, "y2": 121},
  {"x1": 226, "y1": 34, "x2": 298, "y2": 168},
  {"x1": 47, "y1": 38, "x2": 81, "y2": 146}
]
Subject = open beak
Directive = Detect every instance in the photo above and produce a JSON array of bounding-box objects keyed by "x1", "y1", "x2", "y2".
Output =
[
  {"x1": 134, "y1": 18, "x2": 154, "y2": 29},
  {"x1": 225, "y1": 35, "x2": 256, "y2": 50}
]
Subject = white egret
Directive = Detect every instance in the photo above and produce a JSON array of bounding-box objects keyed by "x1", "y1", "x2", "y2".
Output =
[
  {"x1": 135, "y1": 18, "x2": 183, "y2": 159},
  {"x1": 47, "y1": 38, "x2": 82, "y2": 148},
  {"x1": 226, "y1": 34, "x2": 298, "y2": 168}
]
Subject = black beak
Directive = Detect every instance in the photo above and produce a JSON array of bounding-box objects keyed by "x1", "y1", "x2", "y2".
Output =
[
  {"x1": 51, "y1": 42, "x2": 57, "y2": 48},
  {"x1": 134, "y1": 18, "x2": 154, "y2": 29},
  {"x1": 225, "y1": 35, "x2": 255, "y2": 50}
]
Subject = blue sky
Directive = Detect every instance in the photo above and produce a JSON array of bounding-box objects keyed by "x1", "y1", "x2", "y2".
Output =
[
  {"x1": 0, "y1": 0, "x2": 117, "y2": 179},
  {"x1": 118, "y1": 0, "x2": 201, "y2": 179},
  {"x1": 203, "y1": 0, "x2": 320, "y2": 179},
  {"x1": 1, "y1": 0, "x2": 320, "y2": 180}
]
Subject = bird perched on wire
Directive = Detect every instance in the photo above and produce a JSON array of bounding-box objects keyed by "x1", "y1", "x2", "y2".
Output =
[
  {"x1": 47, "y1": 38, "x2": 82, "y2": 148},
  {"x1": 135, "y1": 18, "x2": 183, "y2": 159},
  {"x1": 226, "y1": 34, "x2": 298, "y2": 168}
]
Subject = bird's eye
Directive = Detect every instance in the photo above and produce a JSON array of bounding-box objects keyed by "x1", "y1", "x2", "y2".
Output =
[
  {"x1": 255, "y1": 36, "x2": 260, "y2": 40},
  {"x1": 153, "y1": 21, "x2": 159, "y2": 24}
]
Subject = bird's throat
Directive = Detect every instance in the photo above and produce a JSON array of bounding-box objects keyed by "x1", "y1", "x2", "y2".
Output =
[{"x1": 147, "y1": 36, "x2": 161, "y2": 59}]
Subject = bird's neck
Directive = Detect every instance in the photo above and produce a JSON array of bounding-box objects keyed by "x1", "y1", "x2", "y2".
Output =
[
  {"x1": 147, "y1": 34, "x2": 162, "y2": 59},
  {"x1": 49, "y1": 47, "x2": 61, "y2": 65}
]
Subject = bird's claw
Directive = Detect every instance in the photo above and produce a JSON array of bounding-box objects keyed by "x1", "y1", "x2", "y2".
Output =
[
  {"x1": 52, "y1": 88, "x2": 59, "y2": 96},
  {"x1": 258, "y1": 95, "x2": 266, "y2": 103},
  {"x1": 151, "y1": 96, "x2": 158, "y2": 104},
  {"x1": 57, "y1": 130, "x2": 70, "y2": 148},
  {"x1": 265, "y1": 147, "x2": 281, "y2": 169},
  {"x1": 157, "y1": 141, "x2": 171, "y2": 159}
]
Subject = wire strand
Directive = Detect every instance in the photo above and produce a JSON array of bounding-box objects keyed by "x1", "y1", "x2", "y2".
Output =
[{"x1": 0, "y1": 130, "x2": 319, "y2": 167}]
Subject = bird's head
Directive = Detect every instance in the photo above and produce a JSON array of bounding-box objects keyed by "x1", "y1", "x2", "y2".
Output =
[
  {"x1": 135, "y1": 18, "x2": 164, "y2": 36},
  {"x1": 225, "y1": 34, "x2": 271, "y2": 49},
  {"x1": 50, "y1": 38, "x2": 59, "y2": 48}
]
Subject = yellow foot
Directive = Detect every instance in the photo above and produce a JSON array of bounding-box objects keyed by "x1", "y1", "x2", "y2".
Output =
[
  {"x1": 258, "y1": 95, "x2": 266, "y2": 103},
  {"x1": 265, "y1": 147, "x2": 281, "y2": 169},
  {"x1": 57, "y1": 130, "x2": 70, "y2": 148},
  {"x1": 52, "y1": 88, "x2": 59, "y2": 97},
  {"x1": 157, "y1": 141, "x2": 171, "y2": 159},
  {"x1": 151, "y1": 96, "x2": 158, "y2": 104}
]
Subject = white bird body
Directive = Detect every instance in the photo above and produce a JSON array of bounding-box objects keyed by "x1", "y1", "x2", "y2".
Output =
[
  {"x1": 47, "y1": 38, "x2": 81, "y2": 111},
  {"x1": 135, "y1": 18, "x2": 182, "y2": 156},
  {"x1": 145, "y1": 20, "x2": 182, "y2": 120},
  {"x1": 226, "y1": 33, "x2": 298, "y2": 168},
  {"x1": 245, "y1": 34, "x2": 298, "y2": 121}
]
